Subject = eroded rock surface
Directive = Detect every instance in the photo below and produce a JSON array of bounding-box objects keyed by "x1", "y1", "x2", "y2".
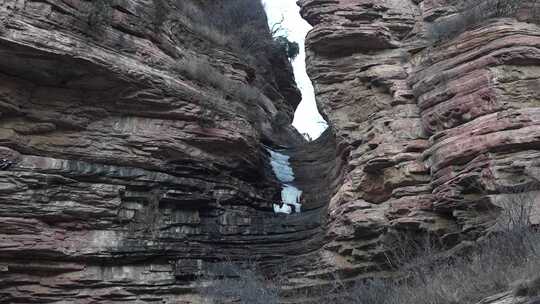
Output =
[
  {"x1": 298, "y1": 0, "x2": 540, "y2": 288},
  {"x1": 0, "y1": 0, "x2": 329, "y2": 302},
  {"x1": 3, "y1": 0, "x2": 540, "y2": 302}
]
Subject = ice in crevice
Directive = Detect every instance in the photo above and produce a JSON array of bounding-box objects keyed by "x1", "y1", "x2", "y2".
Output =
[{"x1": 265, "y1": 147, "x2": 302, "y2": 214}]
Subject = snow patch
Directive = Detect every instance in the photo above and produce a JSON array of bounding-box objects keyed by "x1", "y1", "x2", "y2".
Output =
[{"x1": 265, "y1": 147, "x2": 302, "y2": 214}]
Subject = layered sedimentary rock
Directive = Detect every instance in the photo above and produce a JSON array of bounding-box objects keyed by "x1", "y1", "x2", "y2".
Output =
[
  {"x1": 3, "y1": 0, "x2": 540, "y2": 301},
  {"x1": 0, "y1": 0, "x2": 335, "y2": 302},
  {"x1": 298, "y1": 0, "x2": 540, "y2": 286}
]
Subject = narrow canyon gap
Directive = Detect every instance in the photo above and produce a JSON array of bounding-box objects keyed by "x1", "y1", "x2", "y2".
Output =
[
  {"x1": 263, "y1": 0, "x2": 328, "y2": 140},
  {"x1": 262, "y1": 1, "x2": 331, "y2": 214}
]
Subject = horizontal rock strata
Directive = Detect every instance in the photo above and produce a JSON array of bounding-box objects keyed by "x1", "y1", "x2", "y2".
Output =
[
  {"x1": 0, "y1": 0, "x2": 332, "y2": 302},
  {"x1": 298, "y1": 0, "x2": 540, "y2": 287},
  {"x1": 3, "y1": 0, "x2": 540, "y2": 302}
]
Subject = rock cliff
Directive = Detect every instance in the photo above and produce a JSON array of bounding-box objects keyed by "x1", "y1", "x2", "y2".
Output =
[
  {"x1": 298, "y1": 0, "x2": 540, "y2": 290},
  {"x1": 2, "y1": 0, "x2": 540, "y2": 302},
  {"x1": 0, "y1": 0, "x2": 329, "y2": 302}
]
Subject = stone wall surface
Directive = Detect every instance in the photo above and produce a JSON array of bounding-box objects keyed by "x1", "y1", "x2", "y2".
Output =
[
  {"x1": 2, "y1": 0, "x2": 540, "y2": 302},
  {"x1": 298, "y1": 0, "x2": 540, "y2": 287},
  {"x1": 0, "y1": 0, "x2": 336, "y2": 302}
]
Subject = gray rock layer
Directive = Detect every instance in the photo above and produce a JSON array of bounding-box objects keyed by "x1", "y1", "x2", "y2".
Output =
[{"x1": 0, "y1": 0, "x2": 329, "y2": 302}]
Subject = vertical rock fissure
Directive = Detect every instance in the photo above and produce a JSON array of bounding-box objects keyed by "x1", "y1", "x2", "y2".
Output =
[
  {"x1": 261, "y1": 2, "x2": 336, "y2": 218},
  {"x1": 263, "y1": 0, "x2": 329, "y2": 141}
]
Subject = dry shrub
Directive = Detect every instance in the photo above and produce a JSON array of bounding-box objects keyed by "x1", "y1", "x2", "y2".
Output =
[
  {"x1": 198, "y1": 260, "x2": 280, "y2": 304},
  {"x1": 170, "y1": 0, "x2": 296, "y2": 64},
  {"x1": 172, "y1": 1, "x2": 230, "y2": 46},
  {"x1": 150, "y1": 0, "x2": 274, "y2": 57},
  {"x1": 330, "y1": 188, "x2": 540, "y2": 304},
  {"x1": 492, "y1": 188, "x2": 537, "y2": 232},
  {"x1": 428, "y1": 0, "x2": 527, "y2": 42},
  {"x1": 200, "y1": 188, "x2": 540, "y2": 304},
  {"x1": 173, "y1": 56, "x2": 263, "y2": 105}
]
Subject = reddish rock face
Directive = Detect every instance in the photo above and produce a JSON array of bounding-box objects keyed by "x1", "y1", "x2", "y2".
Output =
[
  {"x1": 0, "y1": 0, "x2": 325, "y2": 302},
  {"x1": 2, "y1": 0, "x2": 540, "y2": 301},
  {"x1": 298, "y1": 0, "x2": 540, "y2": 286}
]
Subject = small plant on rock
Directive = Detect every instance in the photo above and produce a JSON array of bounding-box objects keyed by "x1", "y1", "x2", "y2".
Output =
[{"x1": 273, "y1": 36, "x2": 300, "y2": 60}]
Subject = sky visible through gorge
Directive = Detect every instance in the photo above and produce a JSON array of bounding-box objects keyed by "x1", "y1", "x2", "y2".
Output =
[{"x1": 262, "y1": 0, "x2": 328, "y2": 140}]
